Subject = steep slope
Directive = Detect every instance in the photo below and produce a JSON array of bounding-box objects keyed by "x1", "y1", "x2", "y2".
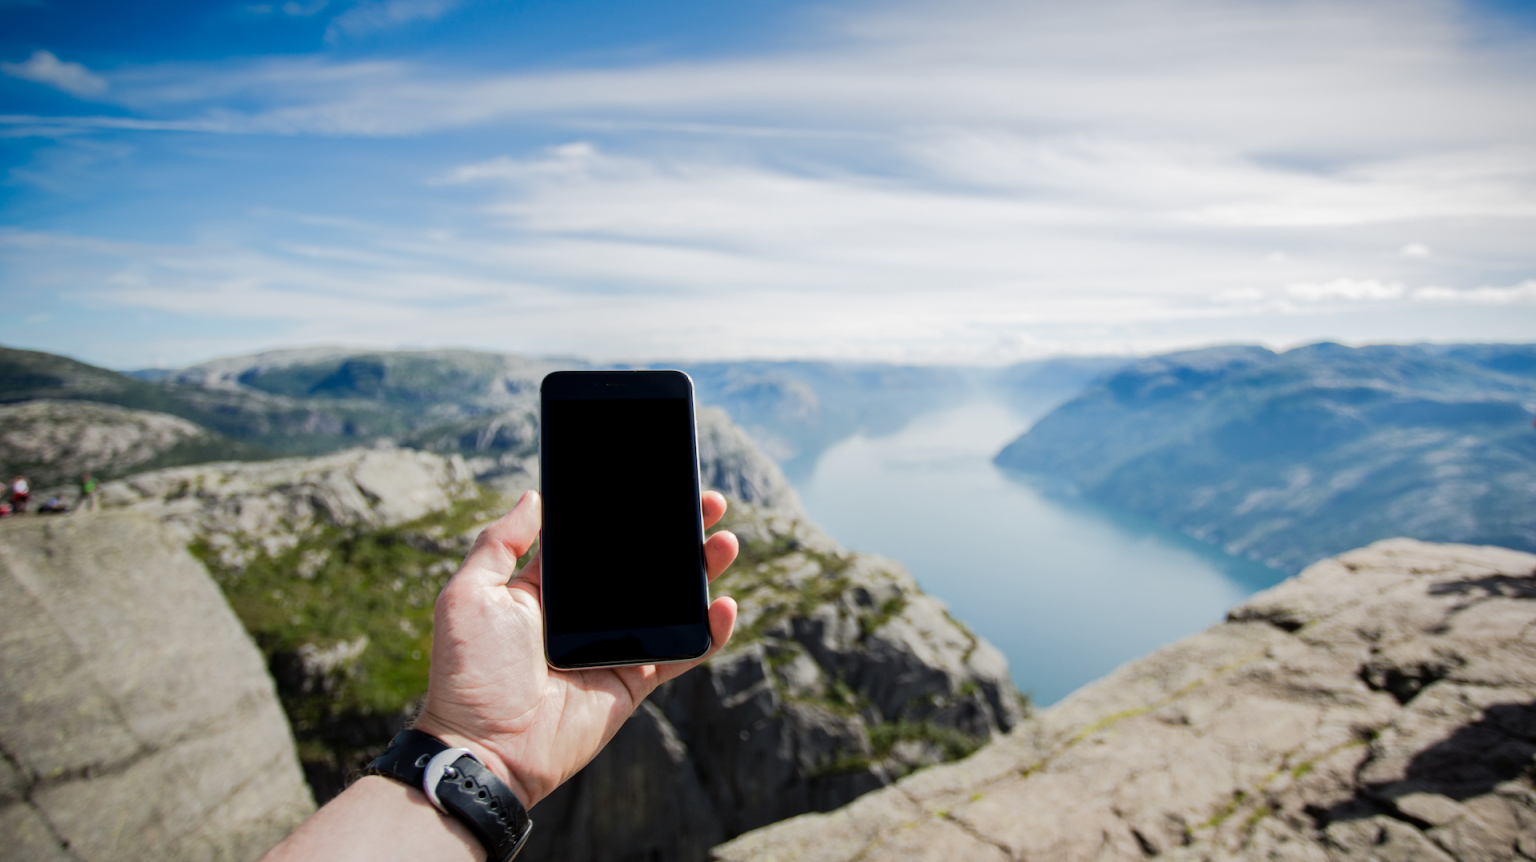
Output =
[
  {"x1": 995, "y1": 343, "x2": 1536, "y2": 572},
  {"x1": 717, "y1": 538, "x2": 1536, "y2": 862}
]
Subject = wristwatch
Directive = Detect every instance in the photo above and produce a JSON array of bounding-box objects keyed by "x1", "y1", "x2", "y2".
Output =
[{"x1": 363, "y1": 729, "x2": 533, "y2": 861}]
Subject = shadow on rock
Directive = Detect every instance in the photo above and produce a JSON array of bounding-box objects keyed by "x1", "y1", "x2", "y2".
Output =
[
  {"x1": 1313, "y1": 699, "x2": 1536, "y2": 829},
  {"x1": 1427, "y1": 572, "x2": 1536, "y2": 600}
]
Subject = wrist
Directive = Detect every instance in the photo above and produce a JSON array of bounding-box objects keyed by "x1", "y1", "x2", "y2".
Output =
[{"x1": 409, "y1": 716, "x2": 536, "y2": 810}]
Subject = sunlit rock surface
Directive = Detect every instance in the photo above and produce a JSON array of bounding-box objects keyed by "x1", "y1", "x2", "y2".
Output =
[
  {"x1": 96, "y1": 445, "x2": 481, "y2": 568},
  {"x1": 0, "y1": 399, "x2": 208, "y2": 491},
  {"x1": 0, "y1": 513, "x2": 314, "y2": 862},
  {"x1": 715, "y1": 539, "x2": 1536, "y2": 862}
]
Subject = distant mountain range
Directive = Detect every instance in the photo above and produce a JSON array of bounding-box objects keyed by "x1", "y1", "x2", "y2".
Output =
[
  {"x1": 994, "y1": 343, "x2": 1536, "y2": 572},
  {"x1": 0, "y1": 345, "x2": 978, "y2": 487}
]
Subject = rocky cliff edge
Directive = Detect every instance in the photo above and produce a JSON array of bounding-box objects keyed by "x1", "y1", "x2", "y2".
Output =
[{"x1": 715, "y1": 538, "x2": 1536, "y2": 862}]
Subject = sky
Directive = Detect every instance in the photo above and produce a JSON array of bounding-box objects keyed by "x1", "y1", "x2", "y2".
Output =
[{"x1": 2, "y1": 0, "x2": 1535, "y2": 370}]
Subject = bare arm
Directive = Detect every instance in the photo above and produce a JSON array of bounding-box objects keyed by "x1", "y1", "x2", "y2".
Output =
[{"x1": 263, "y1": 489, "x2": 740, "y2": 861}]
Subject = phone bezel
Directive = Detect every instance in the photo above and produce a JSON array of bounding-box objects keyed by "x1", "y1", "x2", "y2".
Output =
[{"x1": 538, "y1": 369, "x2": 713, "y2": 670}]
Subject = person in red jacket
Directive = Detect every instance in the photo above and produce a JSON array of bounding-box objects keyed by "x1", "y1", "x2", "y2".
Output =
[{"x1": 10, "y1": 476, "x2": 29, "y2": 513}]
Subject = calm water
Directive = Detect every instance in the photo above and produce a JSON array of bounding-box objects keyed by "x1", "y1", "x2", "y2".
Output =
[{"x1": 794, "y1": 395, "x2": 1286, "y2": 706}]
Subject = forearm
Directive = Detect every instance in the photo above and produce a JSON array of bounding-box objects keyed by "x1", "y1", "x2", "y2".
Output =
[{"x1": 261, "y1": 776, "x2": 485, "y2": 862}]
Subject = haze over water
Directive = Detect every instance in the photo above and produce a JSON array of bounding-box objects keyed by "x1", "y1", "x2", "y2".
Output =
[{"x1": 794, "y1": 394, "x2": 1287, "y2": 706}]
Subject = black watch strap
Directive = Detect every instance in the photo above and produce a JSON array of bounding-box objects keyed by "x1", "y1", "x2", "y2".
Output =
[{"x1": 363, "y1": 729, "x2": 533, "y2": 862}]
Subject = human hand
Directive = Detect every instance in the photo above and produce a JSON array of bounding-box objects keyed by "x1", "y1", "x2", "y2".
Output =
[{"x1": 411, "y1": 489, "x2": 739, "y2": 808}]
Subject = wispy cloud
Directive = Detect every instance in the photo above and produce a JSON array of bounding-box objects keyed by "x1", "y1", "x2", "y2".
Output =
[
  {"x1": 2, "y1": 50, "x2": 108, "y2": 98},
  {"x1": 326, "y1": 0, "x2": 458, "y2": 40}
]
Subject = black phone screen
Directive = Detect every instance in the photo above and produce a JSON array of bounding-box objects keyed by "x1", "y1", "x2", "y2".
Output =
[{"x1": 540, "y1": 372, "x2": 711, "y2": 668}]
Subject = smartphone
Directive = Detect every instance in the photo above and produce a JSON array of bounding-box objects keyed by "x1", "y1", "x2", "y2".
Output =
[{"x1": 539, "y1": 369, "x2": 713, "y2": 669}]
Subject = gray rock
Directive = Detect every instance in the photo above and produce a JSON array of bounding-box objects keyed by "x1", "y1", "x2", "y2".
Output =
[
  {"x1": 0, "y1": 399, "x2": 207, "y2": 491},
  {"x1": 0, "y1": 513, "x2": 313, "y2": 862},
  {"x1": 96, "y1": 445, "x2": 480, "y2": 569},
  {"x1": 714, "y1": 539, "x2": 1536, "y2": 862}
]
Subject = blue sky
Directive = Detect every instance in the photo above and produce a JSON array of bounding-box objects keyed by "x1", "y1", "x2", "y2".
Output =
[{"x1": 2, "y1": 0, "x2": 1535, "y2": 370}]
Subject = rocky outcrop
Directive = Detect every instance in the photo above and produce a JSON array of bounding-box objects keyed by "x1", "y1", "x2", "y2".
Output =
[
  {"x1": 0, "y1": 399, "x2": 210, "y2": 491},
  {"x1": 0, "y1": 513, "x2": 314, "y2": 862},
  {"x1": 716, "y1": 538, "x2": 1536, "y2": 862},
  {"x1": 524, "y1": 501, "x2": 1025, "y2": 862},
  {"x1": 697, "y1": 406, "x2": 802, "y2": 512},
  {"x1": 96, "y1": 445, "x2": 481, "y2": 569}
]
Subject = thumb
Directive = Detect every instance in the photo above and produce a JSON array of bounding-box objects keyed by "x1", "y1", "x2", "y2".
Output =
[{"x1": 457, "y1": 490, "x2": 541, "y2": 590}]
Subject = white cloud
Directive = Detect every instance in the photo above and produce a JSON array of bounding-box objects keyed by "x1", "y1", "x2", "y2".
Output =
[
  {"x1": 1399, "y1": 243, "x2": 1431, "y2": 257},
  {"x1": 1285, "y1": 279, "x2": 1406, "y2": 302},
  {"x1": 1, "y1": 50, "x2": 107, "y2": 98},
  {"x1": 1413, "y1": 280, "x2": 1536, "y2": 304}
]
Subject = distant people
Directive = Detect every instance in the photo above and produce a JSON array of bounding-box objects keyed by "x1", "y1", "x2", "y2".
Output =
[
  {"x1": 0, "y1": 501, "x2": 11, "y2": 517},
  {"x1": 38, "y1": 496, "x2": 69, "y2": 515},
  {"x1": 9, "y1": 476, "x2": 28, "y2": 513},
  {"x1": 78, "y1": 473, "x2": 98, "y2": 511}
]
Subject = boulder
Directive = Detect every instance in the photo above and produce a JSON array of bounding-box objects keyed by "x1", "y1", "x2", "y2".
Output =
[
  {"x1": 0, "y1": 513, "x2": 314, "y2": 862},
  {"x1": 715, "y1": 539, "x2": 1536, "y2": 862}
]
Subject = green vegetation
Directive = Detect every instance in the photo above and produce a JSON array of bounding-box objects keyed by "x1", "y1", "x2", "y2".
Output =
[
  {"x1": 194, "y1": 488, "x2": 509, "y2": 792},
  {"x1": 869, "y1": 720, "x2": 983, "y2": 762}
]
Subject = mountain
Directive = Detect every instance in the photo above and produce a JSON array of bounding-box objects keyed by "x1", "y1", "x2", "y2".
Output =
[
  {"x1": 717, "y1": 538, "x2": 1536, "y2": 862},
  {"x1": 994, "y1": 343, "x2": 1536, "y2": 573},
  {"x1": 989, "y1": 355, "x2": 1131, "y2": 415},
  {"x1": 2, "y1": 345, "x2": 410, "y2": 456}
]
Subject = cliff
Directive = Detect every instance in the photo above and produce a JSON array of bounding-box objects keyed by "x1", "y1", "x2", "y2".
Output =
[
  {"x1": 995, "y1": 343, "x2": 1536, "y2": 573},
  {"x1": 0, "y1": 513, "x2": 314, "y2": 862},
  {"x1": 715, "y1": 538, "x2": 1536, "y2": 862},
  {"x1": 523, "y1": 502, "x2": 1025, "y2": 861}
]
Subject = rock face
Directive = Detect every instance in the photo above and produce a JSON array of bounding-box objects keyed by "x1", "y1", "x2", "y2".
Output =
[
  {"x1": 523, "y1": 502, "x2": 1025, "y2": 862},
  {"x1": 697, "y1": 406, "x2": 803, "y2": 511},
  {"x1": 96, "y1": 445, "x2": 481, "y2": 569},
  {"x1": 0, "y1": 513, "x2": 313, "y2": 862},
  {"x1": 0, "y1": 399, "x2": 209, "y2": 490},
  {"x1": 716, "y1": 539, "x2": 1536, "y2": 862}
]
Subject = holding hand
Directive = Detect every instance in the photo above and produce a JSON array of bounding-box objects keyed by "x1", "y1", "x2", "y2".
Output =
[
  {"x1": 265, "y1": 489, "x2": 739, "y2": 861},
  {"x1": 413, "y1": 488, "x2": 740, "y2": 807}
]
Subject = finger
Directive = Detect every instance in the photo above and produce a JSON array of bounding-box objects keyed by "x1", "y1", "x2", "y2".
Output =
[
  {"x1": 653, "y1": 596, "x2": 737, "y2": 686},
  {"x1": 509, "y1": 548, "x2": 542, "y2": 591},
  {"x1": 704, "y1": 530, "x2": 738, "y2": 583},
  {"x1": 702, "y1": 491, "x2": 727, "y2": 529},
  {"x1": 457, "y1": 490, "x2": 541, "y2": 589}
]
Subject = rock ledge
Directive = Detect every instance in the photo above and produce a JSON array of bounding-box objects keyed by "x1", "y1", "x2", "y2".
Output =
[{"x1": 715, "y1": 539, "x2": 1536, "y2": 862}]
